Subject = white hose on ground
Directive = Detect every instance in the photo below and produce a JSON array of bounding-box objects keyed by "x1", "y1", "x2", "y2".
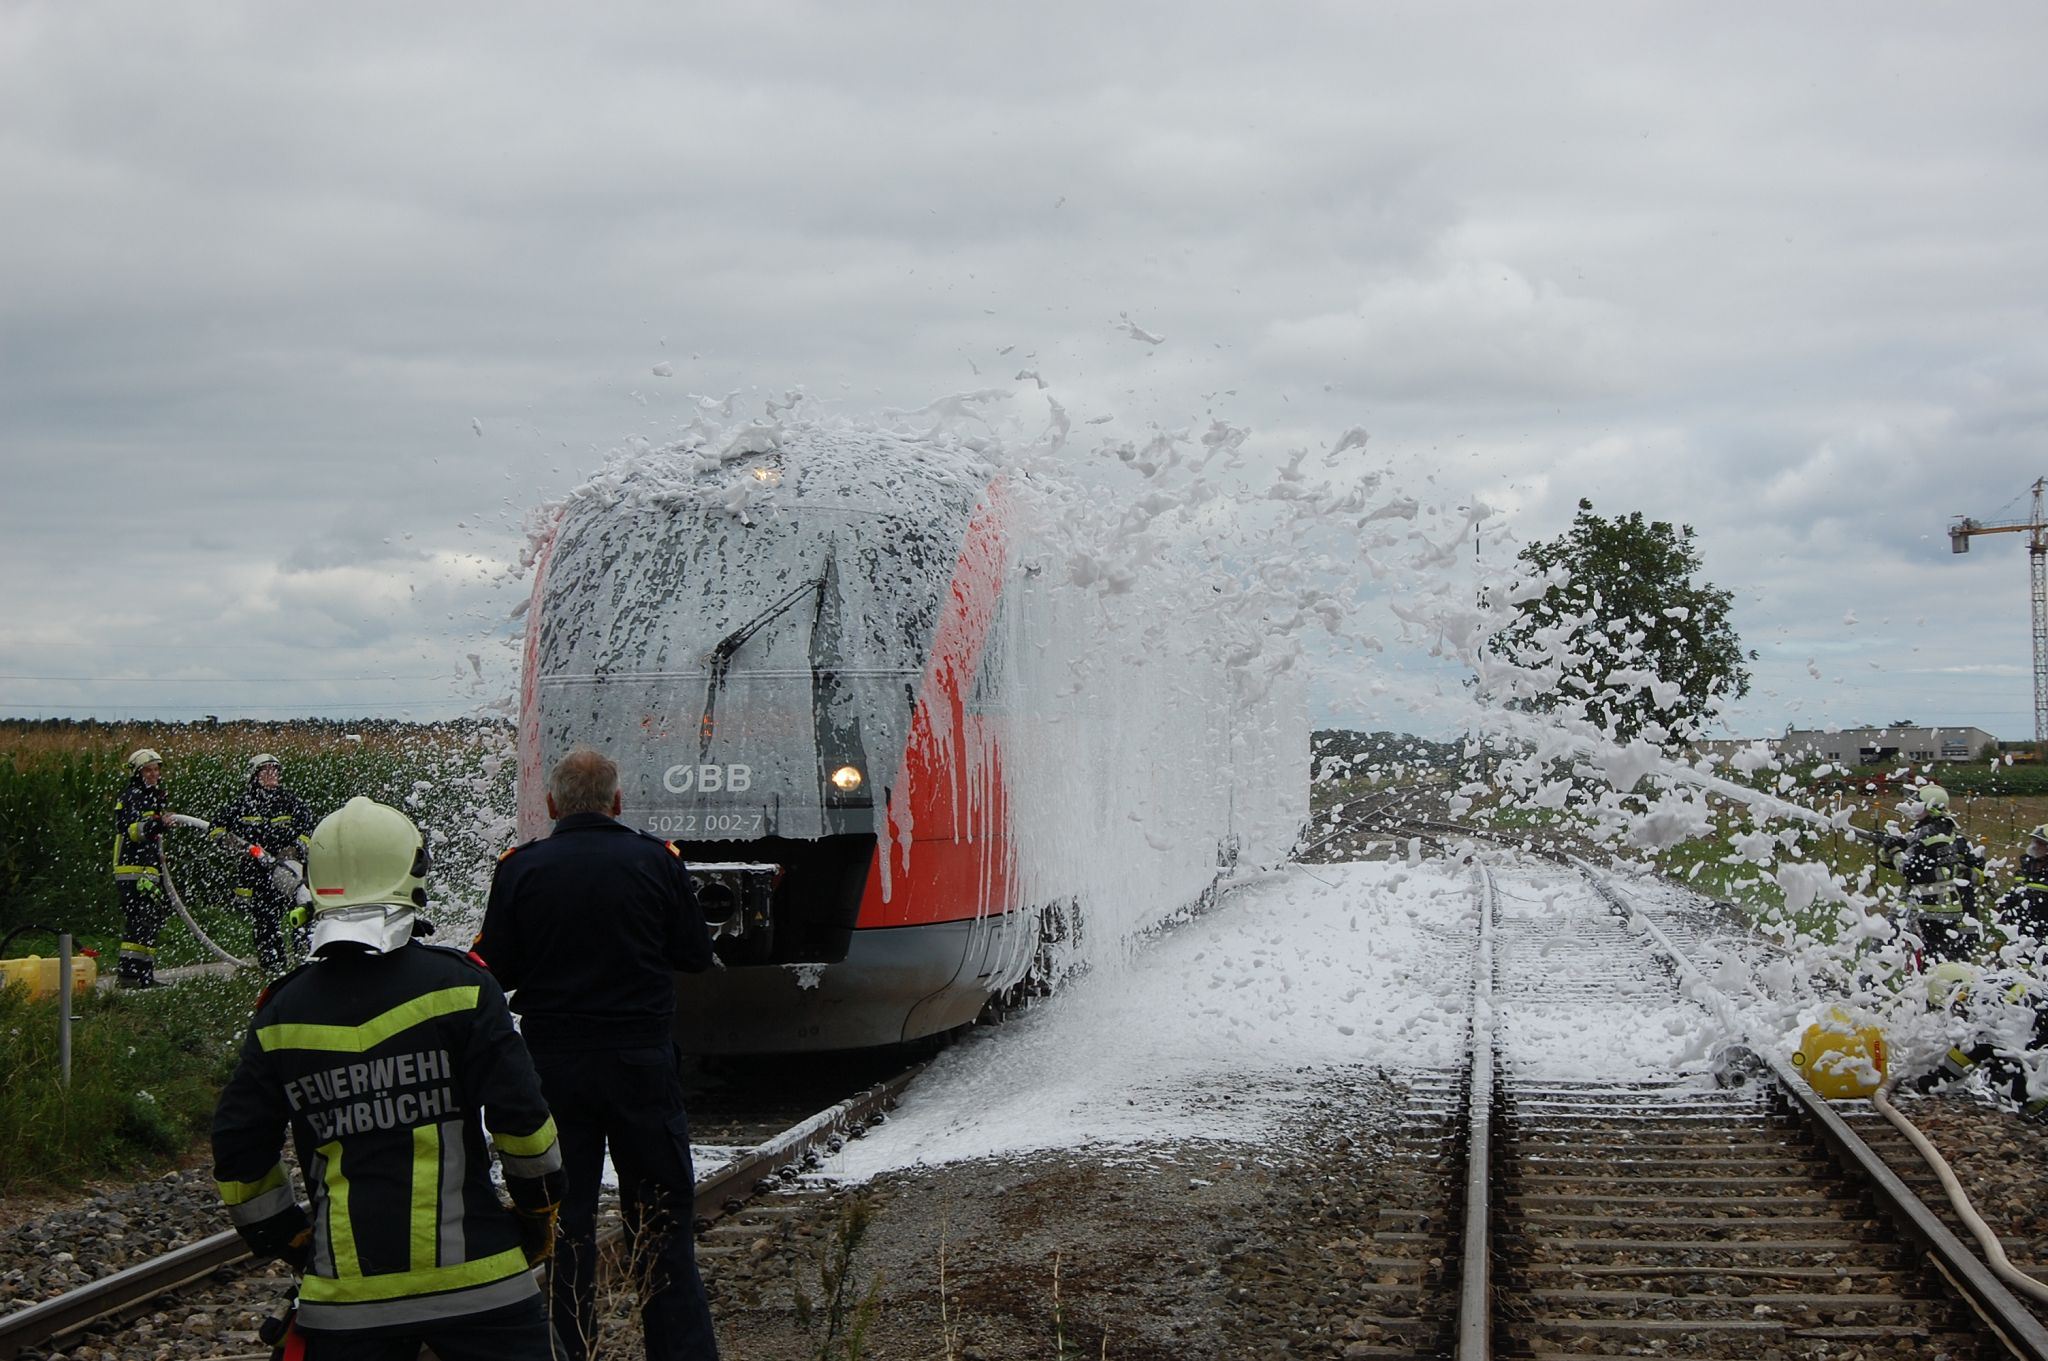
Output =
[
  {"x1": 160, "y1": 812, "x2": 251, "y2": 969},
  {"x1": 1871, "y1": 1084, "x2": 2048, "y2": 1305}
]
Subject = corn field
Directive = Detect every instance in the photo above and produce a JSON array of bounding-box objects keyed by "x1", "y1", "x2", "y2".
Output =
[{"x1": 0, "y1": 719, "x2": 516, "y2": 956}]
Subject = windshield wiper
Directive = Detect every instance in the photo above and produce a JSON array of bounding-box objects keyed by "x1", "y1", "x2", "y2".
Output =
[
  {"x1": 699, "y1": 573, "x2": 828, "y2": 760},
  {"x1": 710, "y1": 574, "x2": 828, "y2": 669}
]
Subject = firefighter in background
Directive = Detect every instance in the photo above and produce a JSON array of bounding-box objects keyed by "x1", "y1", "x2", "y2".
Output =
[
  {"x1": 112, "y1": 747, "x2": 175, "y2": 989},
  {"x1": 211, "y1": 797, "x2": 562, "y2": 1358},
  {"x1": 1908, "y1": 962, "x2": 2048, "y2": 1121},
  {"x1": 208, "y1": 754, "x2": 317, "y2": 973},
  {"x1": 1996, "y1": 823, "x2": 2048, "y2": 950},
  {"x1": 1883, "y1": 784, "x2": 1980, "y2": 964}
]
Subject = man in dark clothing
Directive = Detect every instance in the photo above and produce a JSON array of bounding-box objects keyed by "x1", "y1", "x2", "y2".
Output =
[
  {"x1": 477, "y1": 747, "x2": 719, "y2": 1361},
  {"x1": 112, "y1": 747, "x2": 175, "y2": 988},
  {"x1": 1997, "y1": 823, "x2": 2048, "y2": 950},
  {"x1": 1883, "y1": 783, "x2": 1978, "y2": 964},
  {"x1": 212, "y1": 797, "x2": 563, "y2": 1358},
  {"x1": 209, "y1": 753, "x2": 319, "y2": 973}
]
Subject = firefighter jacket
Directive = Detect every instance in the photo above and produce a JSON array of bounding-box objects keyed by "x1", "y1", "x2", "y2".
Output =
[
  {"x1": 1891, "y1": 814, "x2": 1965, "y2": 911},
  {"x1": 211, "y1": 943, "x2": 563, "y2": 1333},
  {"x1": 209, "y1": 782, "x2": 318, "y2": 861},
  {"x1": 112, "y1": 776, "x2": 170, "y2": 883},
  {"x1": 476, "y1": 811, "x2": 714, "y2": 1051},
  {"x1": 1999, "y1": 865, "x2": 2048, "y2": 943}
]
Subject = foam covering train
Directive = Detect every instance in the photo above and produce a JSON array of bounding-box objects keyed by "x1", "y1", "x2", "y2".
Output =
[{"x1": 518, "y1": 419, "x2": 1307, "y2": 1051}]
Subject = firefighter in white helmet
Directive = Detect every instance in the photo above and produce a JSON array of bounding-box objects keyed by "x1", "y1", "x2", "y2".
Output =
[
  {"x1": 207, "y1": 754, "x2": 318, "y2": 973},
  {"x1": 211, "y1": 798, "x2": 562, "y2": 1356},
  {"x1": 111, "y1": 748, "x2": 174, "y2": 988},
  {"x1": 1882, "y1": 783, "x2": 1982, "y2": 964},
  {"x1": 1996, "y1": 823, "x2": 2048, "y2": 949}
]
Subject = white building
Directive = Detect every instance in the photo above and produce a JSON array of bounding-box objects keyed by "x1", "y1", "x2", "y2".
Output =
[{"x1": 1780, "y1": 725, "x2": 1998, "y2": 767}]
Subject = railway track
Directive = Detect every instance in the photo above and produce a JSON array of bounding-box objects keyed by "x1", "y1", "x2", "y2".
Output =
[
  {"x1": 15, "y1": 852, "x2": 2048, "y2": 1359},
  {"x1": 1348, "y1": 858, "x2": 2048, "y2": 1359},
  {"x1": 0, "y1": 1065, "x2": 918, "y2": 1360}
]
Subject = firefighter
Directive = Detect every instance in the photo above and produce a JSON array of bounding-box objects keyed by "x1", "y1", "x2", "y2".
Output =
[
  {"x1": 112, "y1": 747, "x2": 175, "y2": 988},
  {"x1": 211, "y1": 797, "x2": 562, "y2": 1357},
  {"x1": 1908, "y1": 962, "x2": 2048, "y2": 1121},
  {"x1": 208, "y1": 754, "x2": 318, "y2": 973},
  {"x1": 1996, "y1": 823, "x2": 2048, "y2": 950},
  {"x1": 476, "y1": 747, "x2": 719, "y2": 1361},
  {"x1": 1884, "y1": 784, "x2": 1978, "y2": 964}
]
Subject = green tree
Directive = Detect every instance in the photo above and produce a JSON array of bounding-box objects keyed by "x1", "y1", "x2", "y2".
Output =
[{"x1": 1490, "y1": 498, "x2": 1753, "y2": 745}]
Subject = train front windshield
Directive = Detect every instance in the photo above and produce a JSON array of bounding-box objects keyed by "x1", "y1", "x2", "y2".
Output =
[{"x1": 534, "y1": 492, "x2": 966, "y2": 840}]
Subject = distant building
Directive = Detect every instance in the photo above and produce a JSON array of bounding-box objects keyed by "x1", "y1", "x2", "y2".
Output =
[
  {"x1": 1688, "y1": 737, "x2": 1775, "y2": 765},
  {"x1": 1780, "y1": 725, "x2": 1998, "y2": 767}
]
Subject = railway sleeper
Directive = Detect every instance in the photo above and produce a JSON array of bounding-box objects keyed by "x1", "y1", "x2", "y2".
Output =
[
  {"x1": 1509, "y1": 1314, "x2": 1967, "y2": 1345},
  {"x1": 1507, "y1": 1187, "x2": 1859, "y2": 1211},
  {"x1": 1519, "y1": 1285, "x2": 1958, "y2": 1318},
  {"x1": 1512, "y1": 1151, "x2": 1834, "y2": 1171}
]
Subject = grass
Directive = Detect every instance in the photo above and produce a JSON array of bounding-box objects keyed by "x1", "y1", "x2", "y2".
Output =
[
  {"x1": 0, "y1": 718, "x2": 515, "y2": 1197},
  {"x1": 0, "y1": 969, "x2": 263, "y2": 1195}
]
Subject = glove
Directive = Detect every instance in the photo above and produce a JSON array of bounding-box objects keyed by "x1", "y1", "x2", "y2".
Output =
[
  {"x1": 135, "y1": 875, "x2": 162, "y2": 900},
  {"x1": 268, "y1": 858, "x2": 305, "y2": 896},
  {"x1": 282, "y1": 1226, "x2": 314, "y2": 1273},
  {"x1": 511, "y1": 1202, "x2": 558, "y2": 1266}
]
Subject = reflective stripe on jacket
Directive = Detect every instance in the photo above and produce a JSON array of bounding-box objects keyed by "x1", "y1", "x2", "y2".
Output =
[
  {"x1": 209, "y1": 784, "x2": 318, "y2": 860},
  {"x1": 211, "y1": 944, "x2": 561, "y2": 1332},
  {"x1": 112, "y1": 777, "x2": 169, "y2": 881}
]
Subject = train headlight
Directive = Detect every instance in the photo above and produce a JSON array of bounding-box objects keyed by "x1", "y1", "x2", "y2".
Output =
[{"x1": 829, "y1": 764, "x2": 864, "y2": 794}]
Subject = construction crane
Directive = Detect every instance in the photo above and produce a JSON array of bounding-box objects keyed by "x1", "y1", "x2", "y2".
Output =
[{"x1": 1950, "y1": 476, "x2": 2048, "y2": 754}]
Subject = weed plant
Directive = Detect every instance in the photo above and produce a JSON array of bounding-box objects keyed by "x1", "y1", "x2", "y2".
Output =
[
  {"x1": 794, "y1": 1193, "x2": 884, "y2": 1361},
  {"x1": 0, "y1": 970, "x2": 262, "y2": 1193}
]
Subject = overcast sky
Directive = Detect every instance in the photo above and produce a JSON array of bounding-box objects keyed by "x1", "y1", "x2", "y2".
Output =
[{"x1": 4, "y1": 3, "x2": 2046, "y2": 741}]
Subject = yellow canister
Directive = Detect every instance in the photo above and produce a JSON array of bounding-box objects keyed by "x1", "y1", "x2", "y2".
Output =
[
  {"x1": 1792, "y1": 1007, "x2": 1888, "y2": 1099},
  {"x1": 0, "y1": 953, "x2": 99, "y2": 1001}
]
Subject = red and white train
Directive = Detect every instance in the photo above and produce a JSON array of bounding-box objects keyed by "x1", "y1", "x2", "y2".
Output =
[{"x1": 518, "y1": 420, "x2": 1303, "y2": 1052}]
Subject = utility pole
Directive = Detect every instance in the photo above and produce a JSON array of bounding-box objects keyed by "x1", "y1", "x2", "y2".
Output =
[{"x1": 1950, "y1": 477, "x2": 2048, "y2": 756}]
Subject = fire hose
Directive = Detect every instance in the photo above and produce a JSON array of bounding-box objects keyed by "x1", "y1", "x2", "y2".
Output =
[
  {"x1": 1870, "y1": 1082, "x2": 2048, "y2": 1305},
  {"x1": 158, "y1": 813, "x2": 311, "y2": 970}
]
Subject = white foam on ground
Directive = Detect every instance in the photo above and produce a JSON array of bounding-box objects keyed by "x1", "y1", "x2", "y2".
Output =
[
  {"x1": 821, "y1": 858, "x2": 1760, "y2": 1179},
  {"x1": 825, "y1": 858, "x2": 1739, "y2": 1179}
]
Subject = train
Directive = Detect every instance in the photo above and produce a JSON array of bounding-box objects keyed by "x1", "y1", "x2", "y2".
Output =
[{"x1": 517, "y1": 417, "x2": 1307, "y2": 1052}]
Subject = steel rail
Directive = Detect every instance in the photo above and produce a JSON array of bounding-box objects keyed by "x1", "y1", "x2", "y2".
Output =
[
  {"x1": 0, "y1": 1066, "x2": 924, "y2": 1358},
  {"x1": 1455, "y1": 867, "x2": 1498, "y2": 1361},
  {"x1": 1577, "y1": 863, "x2": 2048, "y2": 1361},
  {"x1": 0, "y1": 1229, "x2": 249, "y2": 1359},
  {"x1": 680, "y1": 1063, "x2": 923, "y2": 1227}
]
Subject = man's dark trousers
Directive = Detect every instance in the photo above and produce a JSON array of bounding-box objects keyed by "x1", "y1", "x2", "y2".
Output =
[{"x1": 535, "y1": 1043, "x2": 717, "y2": 1360}]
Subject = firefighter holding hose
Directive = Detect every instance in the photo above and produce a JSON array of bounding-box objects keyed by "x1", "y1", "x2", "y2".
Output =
[
  {"x1": 1879, "y1": 784, "x2": 1984, "y2": 964},
  {"x1": 208, "y1": 753, "x2": 318, "y2": 973}
]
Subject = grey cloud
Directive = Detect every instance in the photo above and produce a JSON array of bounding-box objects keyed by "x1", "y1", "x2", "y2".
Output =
[{"x1": 6, "y1": 2, "x2": 2048, "y2": 736}]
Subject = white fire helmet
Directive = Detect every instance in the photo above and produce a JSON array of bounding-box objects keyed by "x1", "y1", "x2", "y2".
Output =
[{"x1": 304, "y1": 797, "x2": 429, "y2": 957}]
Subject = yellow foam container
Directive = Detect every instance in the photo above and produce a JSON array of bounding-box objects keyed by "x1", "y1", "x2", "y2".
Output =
[
  {"x1": 1792, "y1": 1007, "x2": 1888, "y2": 1100},
  {"x1": 0, "y1": 953, "x2": 98, "y2": 1001}
]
